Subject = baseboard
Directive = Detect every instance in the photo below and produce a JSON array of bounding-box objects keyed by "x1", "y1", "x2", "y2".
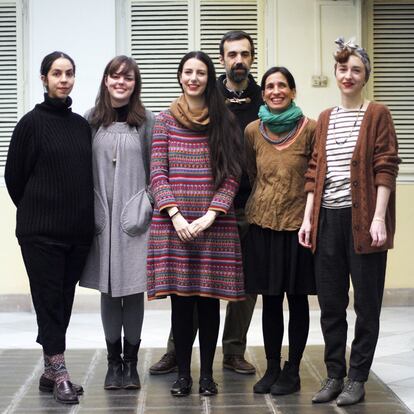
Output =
[{"x1": 1, "y1": 288, "x2": 413, "y2": 312}]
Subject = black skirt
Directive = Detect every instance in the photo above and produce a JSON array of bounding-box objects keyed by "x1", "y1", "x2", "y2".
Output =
[{"x1": 243, "y1": 224, "x2": 316, "y2": 295}]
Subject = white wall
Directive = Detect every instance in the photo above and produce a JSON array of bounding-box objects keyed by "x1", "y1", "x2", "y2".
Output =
[
  {"x1": 27, "y1": 0, "x2": 117, "y2": 115},
  {"x1": 268, "y1": 0, "x2": 361, "y2": 120}
]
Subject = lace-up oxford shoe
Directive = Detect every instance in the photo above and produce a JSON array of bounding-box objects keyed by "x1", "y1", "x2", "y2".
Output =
[
  {"x1": 312, "y1": 377, "x2": 344, "y2": 403},
  {"x1": 336, "y1": 379, "x2": 365, "y2": 406}
]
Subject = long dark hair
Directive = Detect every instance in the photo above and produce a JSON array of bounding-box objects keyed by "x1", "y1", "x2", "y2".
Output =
[
  {"x1": 89, "y1": 55, "x2": 146, "y2": 128},
  {"x1": 177, "y1": 51, "x2": 242, "y2": 189}
]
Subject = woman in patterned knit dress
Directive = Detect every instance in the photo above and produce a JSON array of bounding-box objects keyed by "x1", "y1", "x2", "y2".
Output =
[
  {"x1": 147, "y1": 51, "x2": 244, "y2": 397},
  {"x1": 243, "y1": 67, "x2": 316, "y2": 396},
  {"x1": 80, "y1": 56, "x2": 155, "y2": 391},
  {"x1": 299, "y1": 38, "x2": 399, "y2": 406},
  {"x1": 5, "y1": 52, "x2": 94, "y2": 405}
]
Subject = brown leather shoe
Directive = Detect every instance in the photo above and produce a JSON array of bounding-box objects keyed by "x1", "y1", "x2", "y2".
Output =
[
  {"x1": 149, "y1": 352, "x2": 178, "y2": 375},
  {"x1": 39, "y1": 374, "x2": 84, "y2": 395},
  {"x1": 223, "y1": 355, "x2": 256, "y2": 374},
  {"x1": 53, "y1": 380, "x2": 79, "y2": 404}
]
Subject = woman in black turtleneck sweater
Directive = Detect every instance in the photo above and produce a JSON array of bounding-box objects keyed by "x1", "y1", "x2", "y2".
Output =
[{"x1": 5, "y1": 51, "x2": 93, "y2": 405}]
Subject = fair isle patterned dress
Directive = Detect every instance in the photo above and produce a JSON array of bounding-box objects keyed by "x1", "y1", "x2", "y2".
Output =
[{"x1": 147, "y1": 111, "x2": 244, "y2": 301}]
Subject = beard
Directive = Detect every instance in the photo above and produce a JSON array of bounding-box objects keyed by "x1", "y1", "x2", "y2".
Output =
[{"x1": 227, "y1": 63, "x2": 250, "y2": 83}]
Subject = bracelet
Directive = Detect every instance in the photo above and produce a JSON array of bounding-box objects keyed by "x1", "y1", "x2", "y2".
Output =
[
  {"x1": 167, "y1": 207, "x2": 179, "y2": 217},
  {"x1": 170, "y1": 210, "x2": 180, "y2": 219},
  {"x1": 373, "y1": 217, "x2": 385, "y2": 222}
]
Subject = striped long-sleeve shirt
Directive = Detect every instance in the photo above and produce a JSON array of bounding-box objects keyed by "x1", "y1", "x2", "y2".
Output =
[{"x1": 322, "y1": 106, "x2": 366, "y2": 209}]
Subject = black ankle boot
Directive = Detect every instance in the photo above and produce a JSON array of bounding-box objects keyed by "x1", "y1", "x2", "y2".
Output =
[
  {"x1": 123, "y1": 338, "x2": 141, "y2": 389},
  {"x1": 253, "y1": 358, "x2": 281, "y2": 394},
  {"x1": 270, "y1": 361, "x2": 300, "y2": 395},
  {"x1": 104, "y1": 338, "x2": 123, "y2": 390}
]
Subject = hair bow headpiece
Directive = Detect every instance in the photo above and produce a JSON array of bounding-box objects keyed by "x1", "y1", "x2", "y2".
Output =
[{"x1": 334, "y1": 36, "x2": 371, "y2": 81}]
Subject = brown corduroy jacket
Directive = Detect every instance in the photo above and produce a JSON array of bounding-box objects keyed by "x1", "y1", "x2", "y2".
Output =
[{"x1": 305, "y1": 102, "x2": 400, "y2": 254}]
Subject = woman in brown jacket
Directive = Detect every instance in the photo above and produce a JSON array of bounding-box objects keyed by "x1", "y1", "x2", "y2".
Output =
[
  {"x1": 299, "y1": 38, "x2": 399, "y2": 407},
  {"x1": 243, "y1": 67, "x2": 316, "y2": 395}
]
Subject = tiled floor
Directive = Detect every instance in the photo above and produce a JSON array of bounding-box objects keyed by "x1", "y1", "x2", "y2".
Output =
[
  {"x1": 1, "y1": 306, "x2": 414, "y2": 413},
  {"x1": 0, "y1": 347, "x2": 412, "y2": 413}
]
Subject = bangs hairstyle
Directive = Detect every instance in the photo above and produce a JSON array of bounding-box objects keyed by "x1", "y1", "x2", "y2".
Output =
[
  {"x1": 177, "y1": 51, "x2": 243, "y2": 189},
  {"x1": 90, "y1": 55, "x2": 146, "y2": 128}
]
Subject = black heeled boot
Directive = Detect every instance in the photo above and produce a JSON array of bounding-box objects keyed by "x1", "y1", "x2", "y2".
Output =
[
  {"x1": 253, "y1": 358, "x2": 281, "y2": 394},
  {"x1": 104, "y1": 338, "x2": 123, "y2": 390},
  {"x1": 123, "y1": 338, "x2": 141, "y2": 389}
]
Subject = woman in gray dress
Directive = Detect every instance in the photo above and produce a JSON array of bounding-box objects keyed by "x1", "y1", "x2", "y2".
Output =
[{"x1": 80, "y1": 56, "x2": 155, "y2": 390}]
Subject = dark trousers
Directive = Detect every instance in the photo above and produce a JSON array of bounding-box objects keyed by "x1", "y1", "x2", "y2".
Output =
[
  {"x1": 262, "y1": 294, "x2": 309, "y2": 364},
  {"x1": 20, "y1": 241, "x2": 90, "y2": 355},
  {"x1": 315, "y1": 208, "x2": 387, "y2": 382},
  {"x1": 166, "y1": 208, "x2": 257, "y2": 356},
  {"x1": 222, "y1": 293, "x2": 257, "y2": 355},
  {"x1": 171, "y1": 295, "x2": 220, "y2": 378}
]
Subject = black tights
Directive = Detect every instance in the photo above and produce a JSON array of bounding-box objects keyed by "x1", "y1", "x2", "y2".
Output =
[
  {"x1": 262, "y1": 294, "x2": 309, "y2": 364},
  {"x1": 171, "y1": 295, "x2": 220, "y2": 379}
]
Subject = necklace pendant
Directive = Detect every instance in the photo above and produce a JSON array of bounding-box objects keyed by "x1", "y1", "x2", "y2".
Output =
[{"x1": 333, "y1": 103, "x2": 364, "y2": 145}]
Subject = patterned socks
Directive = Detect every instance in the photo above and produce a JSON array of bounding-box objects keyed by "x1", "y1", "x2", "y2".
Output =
[
  {"x1": 42, "y1": 353, "x2": 54, "y2": 380},
  {"x1": 45, "y1": 353, "x2": 70, "y2": 385}
]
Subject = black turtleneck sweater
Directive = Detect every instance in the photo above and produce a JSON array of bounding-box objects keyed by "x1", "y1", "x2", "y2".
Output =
[
  {"x1": 5, "y1": 94, "x2": 94, "y2": 244},
  {"x1": 114, "y1": 104, "x2": 129, "y2": 122},
  {"x1": 217, "y1": 74, "x2": 263, "y2": 209}
]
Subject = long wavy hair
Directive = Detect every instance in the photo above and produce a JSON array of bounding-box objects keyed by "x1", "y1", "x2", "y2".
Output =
[
  {"x1": 89, "y1": 55, "x2": 146, "y2": 128},
  {"x1": 177, "y1": 51, "x2": 243, "y2": 189}
]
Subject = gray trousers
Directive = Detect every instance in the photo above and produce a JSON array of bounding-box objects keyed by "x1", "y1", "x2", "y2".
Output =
[{"x1": 166, "y1": 208, "x2": 257, "y2": 356}]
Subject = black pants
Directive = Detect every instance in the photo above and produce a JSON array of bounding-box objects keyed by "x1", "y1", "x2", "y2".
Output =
[
  {"x1": 262, "y1": 294, "x2": 309, "y2": 364},
  {"x1": 315, "y1": 208, "x2": 387, "y2": 382},
  {"x1": 171, "y1": 295, "x2": 220, "y2": 378},
  {"x1": 20, "y1": 241, "x2": 90, "y2": 355}
]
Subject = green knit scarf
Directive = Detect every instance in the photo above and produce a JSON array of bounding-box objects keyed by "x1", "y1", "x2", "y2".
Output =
[{"x1": 258, "y1": 102, "x2": 303, "y2": 134}]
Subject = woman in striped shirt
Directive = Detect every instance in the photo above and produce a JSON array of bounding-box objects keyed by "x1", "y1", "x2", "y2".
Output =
[
  {"x1": 147, "y1": 51, "x2": 244, "y2": 397},
  {"x1": 299, "y1": 38, "x2": 399, "y2": 407}
]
